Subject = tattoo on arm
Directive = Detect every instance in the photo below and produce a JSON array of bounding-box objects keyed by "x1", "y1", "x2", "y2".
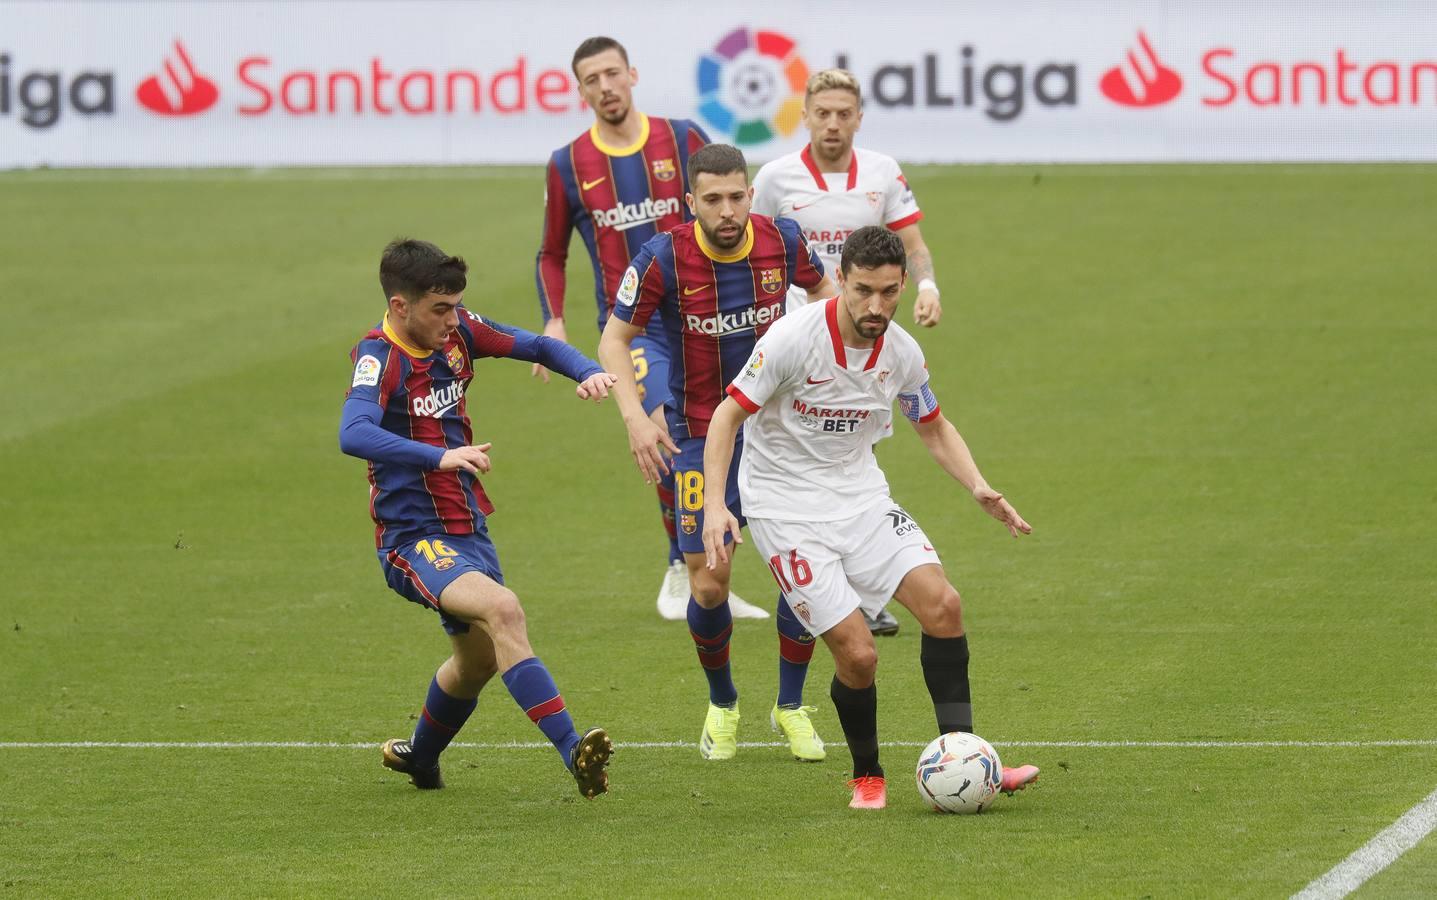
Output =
[{"x1": 908, "y1": 244, "x2": 936, "y2": 287}]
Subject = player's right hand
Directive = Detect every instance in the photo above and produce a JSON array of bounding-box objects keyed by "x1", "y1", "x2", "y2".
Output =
[
  {"x1": 531, "y1": 318, "x2": 569, "y2": 382},
  {"x1": 438, "y1": 442, "x2": 492, "y2": 474},
  {"x1": 626, "y1": 416, "x2": 679, "y2": 485},
  {"x1": 701, "y1": 504, "x2": 743, "y2": 570}
]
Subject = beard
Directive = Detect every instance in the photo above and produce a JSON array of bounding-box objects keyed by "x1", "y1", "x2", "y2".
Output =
[
  {"x1": 597, "y1": 99, "x2": 630, "y2": 126},
  {"x1": 700, "y1": 218, "x2": 745, "y2": 250},
  {"x1": 856, "y1": 315, "x2": 890, "y2": 338}
]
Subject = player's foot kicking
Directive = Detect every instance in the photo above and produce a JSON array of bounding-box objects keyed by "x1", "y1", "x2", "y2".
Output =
[
  {"x1": 1001, "y1": 764, "x2": 1040, "y2": 795},
  {"x1": 770, "y1": 704, "x2": 826, "y2": 761},
  {"x1": 726, "y1": 590, "x2": 770, "y2": 619},
  {"x1": 863, "y1": 607, "x2": 900, "y2": 636},
  {"x1": 699, "y1": 703, "x2": 741, "y2": 759},
  {"x1": 570, "y1": 727, "x2": 614, "y2": 799},
  {"x1": 656, "y1": 560, "x2": 690, "y2": 620},
  {"x1": 381, "y1": 738, "x2": 444, "y2": 790},
  {"x1": 848, "y1": 775, "x2": 887, "y2": 809}
]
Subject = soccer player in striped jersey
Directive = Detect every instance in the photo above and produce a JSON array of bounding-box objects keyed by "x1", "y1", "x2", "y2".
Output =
[
  {"x1": 533, "y1": 37, "x2": 766, "y2": 622},
  {"x1": 598, "y1": 144, "x2": 837, "y2": 762},
  {"x1": 753, "y1": 68, "x2": 947, "y2": 637},
  {"x1": 699, "y1": 226, "x2": 1037, "y2": 809},
  {"x1": 340, "y1": 238, "x2": 619, "y2": 797}
]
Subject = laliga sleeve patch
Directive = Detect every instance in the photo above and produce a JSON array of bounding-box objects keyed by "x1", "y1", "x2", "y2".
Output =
[
  {"x1": 617, "y1": 266, "x2": 640, "y2": 307},
  {"x1": 739, "y1": 349, "x2": 764, "y2": 382},
  {"x1": 352, "y1": 354, "x2": 382, "y2": 387}
]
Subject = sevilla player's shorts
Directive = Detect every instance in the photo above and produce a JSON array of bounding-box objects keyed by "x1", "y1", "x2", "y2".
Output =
[{"x1": 747, "y1": 497, "x2": 941, "y2": 636}]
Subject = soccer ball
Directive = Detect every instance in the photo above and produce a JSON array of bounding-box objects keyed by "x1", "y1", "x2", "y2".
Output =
[{"x1": 915, "y1": 732, "x2": 1003, "y2": 814}]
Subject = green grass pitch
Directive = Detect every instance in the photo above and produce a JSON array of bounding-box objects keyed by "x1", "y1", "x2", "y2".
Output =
[{"x1": 1, "y1": 163, "x2": 1434, "y2": 897}]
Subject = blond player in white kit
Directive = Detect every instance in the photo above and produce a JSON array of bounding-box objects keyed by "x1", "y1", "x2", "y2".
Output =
[
  {"x1": 753, "y1": 67, "x2": 943, "y2": 637},
  {"x1": 698, "y1": 226, "x2": 1038, "y2": 810}
]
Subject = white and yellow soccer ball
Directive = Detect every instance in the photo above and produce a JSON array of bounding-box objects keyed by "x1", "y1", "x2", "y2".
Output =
[{"x1": 915, "y1": 732, "x2": 1003, "y2": 814}]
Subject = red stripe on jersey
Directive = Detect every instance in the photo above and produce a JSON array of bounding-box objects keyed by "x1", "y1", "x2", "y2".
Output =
[
  {"x1": 686, "y1": 125, "x2": 708, "y2": 155},
  {"x1": 570, "y1": 137, "x2": 630, "y2": 309},
  {"x1": 639, "y1": 120, "x2": 688, "y2": 233},
  {"x1": 727, "y1": 384, "x2": 760, "y2": 412},
  {"x1": 919, "y1": 406, "x2": 942, "y2": 424},
  {"x1": 749, "y1": 217, "x2": 791, "y2": 338},
  {"x1": 824, "y1": 297, "x2": 847, "y2": 366},
  {"x1": 886, "y1": 210, "x2": 924, "y2": 231},
  {"x1": 406, "y1": 365, "x2": 473, "y2": 532},
  {"x1": 799, "y1": 144, "x2": 858, "y2": 191},
  {"x1": 675, "y1": 228, "x2": 723, "y2": 432},
  {"x1": 525, "y1": 695, "x2": 567, "y2": 722}
]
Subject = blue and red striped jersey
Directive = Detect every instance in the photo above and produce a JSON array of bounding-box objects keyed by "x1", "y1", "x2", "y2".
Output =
[
  {"x1": 536, "y1": 113, "x2": 709, "y2": 334},
  {"x1": 340, "y1": 308, "x2": 601, "y2": 550},
  {"x1": 611, "y1": 213, "x2": 825, "y2": 439}
]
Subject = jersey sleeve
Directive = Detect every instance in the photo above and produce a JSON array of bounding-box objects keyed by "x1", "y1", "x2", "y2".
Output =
[
  {"x1": 776, "y1": 215, "x2": 825, "y2": 290},
  {"x1": 895, "y1": 342, "x2": 941, "y2": 424},
  {"x1": 884, "y1": 163, "x2": 923, "y2": 231},
  {"x1": 535, "y1": 157, "x2": 572, "y2": 322},
  {"x1": 609, "y1": 238, "x2": 669, "y2": 331},
  {"x1": 726, "y1": 317, "x2": 800, "y2": 413},
  {"x1": 458, "y1": 309, "x2": 602, "y2": 382}
]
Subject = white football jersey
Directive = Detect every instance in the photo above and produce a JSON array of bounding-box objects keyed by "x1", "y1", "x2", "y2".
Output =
[
  {"x1": 752, "y1": 146, "x2": 923, "y2": 312},
  {"x1": 726, "y1": 298, "x2": 941, "y2": 522}
]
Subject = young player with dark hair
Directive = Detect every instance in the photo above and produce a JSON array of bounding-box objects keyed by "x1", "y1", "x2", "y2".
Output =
[{"x1": 341, "y1": 238, "x2": 618, "y2": 798}]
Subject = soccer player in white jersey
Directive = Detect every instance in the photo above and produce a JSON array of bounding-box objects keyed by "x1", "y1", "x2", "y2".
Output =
[
  {"x1": 699, "y1": 226, "x2": 1038, "y2": 810},
  {"x1": 752, "y1": 67, "x2": 944, "y2": 637}
]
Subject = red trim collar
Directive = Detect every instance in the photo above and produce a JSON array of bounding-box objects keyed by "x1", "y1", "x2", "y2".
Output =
[
  {"x1": 824, "y1": 296, "x2": 885, "y2": 369},
  {"x1": 800, "y1": 145, "x2": 858, "y2": 192}
]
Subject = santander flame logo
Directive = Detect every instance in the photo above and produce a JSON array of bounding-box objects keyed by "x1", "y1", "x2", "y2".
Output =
[
  {"x1": 1100, "y1": 31, "x2": 1182, "y2": 107},
  {"x1": 136, "y1": 41, "x2": 219, "y2": 116}
]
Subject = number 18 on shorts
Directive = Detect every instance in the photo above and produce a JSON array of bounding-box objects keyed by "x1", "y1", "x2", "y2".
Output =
[{"x1": 748, "y1": 498, "x2": 941, "y2": 637}]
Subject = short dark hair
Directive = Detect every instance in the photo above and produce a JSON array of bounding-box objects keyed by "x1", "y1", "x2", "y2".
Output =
[
  {"x1": 840, "y1": 225, "x2": 907, "y2": 275},
  {"x1": 379, "y1": 238, "x2": 467, "y2": 303},
  {"x1": 687, "y1": 143, "x2": 748, "y2": 189},
  {"x1": 571, "y1": 37, "x2": 629, "y2": 76}
]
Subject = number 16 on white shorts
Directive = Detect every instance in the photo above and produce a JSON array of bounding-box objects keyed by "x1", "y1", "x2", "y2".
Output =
[{"x1": 748, "y1": 498, "x2": 941, "y2": 637}]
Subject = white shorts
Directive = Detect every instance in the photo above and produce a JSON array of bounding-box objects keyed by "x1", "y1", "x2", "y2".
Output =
[{"x1": 747, "y1": 497, "x2": 942, "y2": 637}]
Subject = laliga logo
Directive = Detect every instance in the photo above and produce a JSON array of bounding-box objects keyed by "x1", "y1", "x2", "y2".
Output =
[
  {"x1": 136, "y1": 40, "x2": 218, "y2": 116},
  {"x1": 696, "y1": 27, "x2": 809, "y2": 145},
  {"x1": 1100, "y1": 31, "x2": 1182, "y2": 107}
]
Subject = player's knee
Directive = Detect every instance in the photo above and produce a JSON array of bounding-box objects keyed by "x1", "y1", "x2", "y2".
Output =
[
  {"x1": 836, "y1": 640, "x2": 879, "y2": 686},
  {"x1": 921, "y1": 585, "x2": 965, "y2": 637},
  {"x1": 689, "y1": 572, "x2": 728, "y2": 608},
  {"x1": 483, "y1": 587, "x2": 527, "y2": 636}
]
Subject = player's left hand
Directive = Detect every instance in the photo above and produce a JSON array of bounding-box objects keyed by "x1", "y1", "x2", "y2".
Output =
[
  {"x1": 914, "y1": 290, "x2": 943, "y2": 328},
  {"x1": 701, "y1": 504, "x2": 743, "y2": 570},
  {"x1": 973, "y1": 486, "x2": 1031, "y2": 538},
  {"x1": 576, "y1": 372, "x2": 619, "y2": 403}
]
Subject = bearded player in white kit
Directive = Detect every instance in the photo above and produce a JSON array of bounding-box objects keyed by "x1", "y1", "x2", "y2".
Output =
[
  {"x1": 752, "y1": 67, "x2": 944, "y2": 638},
  {"x1": 699, "y1": 226, "x2": 1038, "y2": 810}
]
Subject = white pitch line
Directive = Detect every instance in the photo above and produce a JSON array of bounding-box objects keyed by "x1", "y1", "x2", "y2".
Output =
[
  {"x1": 1292, "y1": 785, "x2": 1437, "y2": 900},
  {"x1": 0, "y1": 739, "x2": 1433, "y2": 750}
]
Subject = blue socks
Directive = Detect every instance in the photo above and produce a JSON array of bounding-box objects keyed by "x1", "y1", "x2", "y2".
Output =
[
  {"x1": 688, "y1": 597, "x2": 738, "y2": 706},
  {"x1": 410, "y1": 676, "x2": 477, "y2": 766},
  {"x1": 775, "y1": 594, "x2": 816, "y2": 707},
  {"x1": 501, "y1": 656, "x2": 580, "y2": 766}
]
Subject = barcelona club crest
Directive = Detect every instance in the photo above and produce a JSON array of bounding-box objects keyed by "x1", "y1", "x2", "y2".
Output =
[
  {"x1": 681, "y1": 513, "x2": 698, "y2": 535},
  {"x1": 760, "y1": 267, "x2": 783, "y2": 294},
  {"x1": 652, "y1": 158, "x2": 677, "y2": 182},
  {"x1": 445, "y1": 345, "x2": 466, "y2": 373}
]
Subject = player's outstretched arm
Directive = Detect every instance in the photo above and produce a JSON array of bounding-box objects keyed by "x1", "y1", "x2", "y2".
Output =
[
  {"x1": 598, "y1": 315, "x2": 678, "y2": 484},
  {"x1": 701, "y1": 397, "x2": 750, "y2": 569},
  {"x1": 575, "y1": 371, "x2": 619, "y2": 403},
  {"x1": 531, "y1": 317, "x2": 569, "y2": 384},
  {"x1": 339, "y1": 396, "x2": 447, "y2": 469},
  {"x1": 912, "y1": 412, "x2": 1031, "y2": 538}
]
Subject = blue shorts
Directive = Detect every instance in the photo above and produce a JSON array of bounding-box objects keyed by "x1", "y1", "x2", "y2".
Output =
[
  {"x1": 631, "y1": 331, "x2": 672, "y2": 418},
  {"x1": 671, "y1": 435, "x2": 745, "y2": 555},
  {"x1": 378, "y1": 530, "x2": 504, "y2": 635}
]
